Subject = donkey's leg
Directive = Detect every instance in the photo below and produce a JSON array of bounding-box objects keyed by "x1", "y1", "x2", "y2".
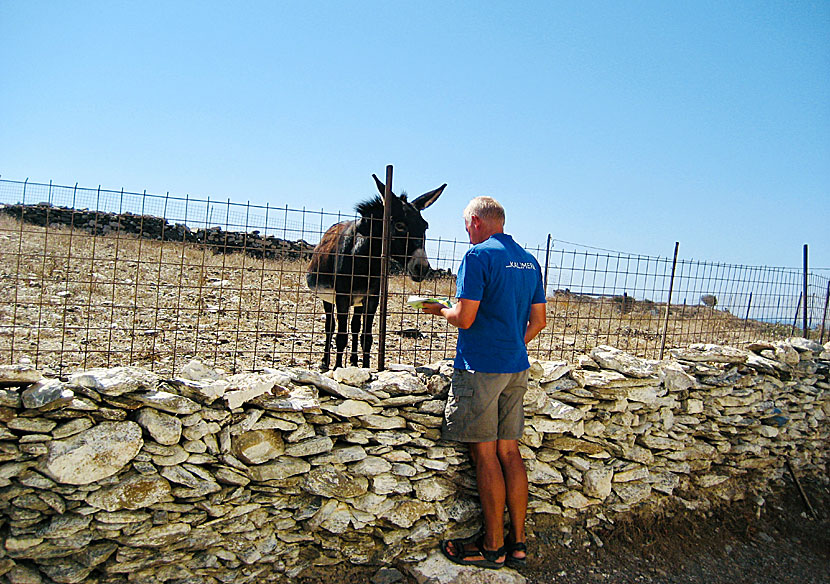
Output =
[
  {"x1": 334, "y1": 295, "x2": 351, "y2": 370},
  {"x1": 350, "y1": 304, "x2": 364, "y2": 367},
  {"x1": 360, "y1": 296, "x2": 380, "y2": 368},
  {"x1": 321, "y1": 301, "x2": 335, "y2": 370}
]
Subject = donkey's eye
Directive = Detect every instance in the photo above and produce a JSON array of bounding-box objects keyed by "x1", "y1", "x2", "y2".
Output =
[{"x1": 394, "y1": 221, "x2": 407, "y2": 232}]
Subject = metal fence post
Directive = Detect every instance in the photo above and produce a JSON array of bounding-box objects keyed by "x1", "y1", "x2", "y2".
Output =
[
  {"x1": 659, "y1": 242, "x2": 680, "y2": 361},
  {"x1": 377, "y1": 165, "x2": 394, "y2": 371},
  {"x1": 543, "y1": 234, "x2": 552, "y2": 294},
  {"x1": 802, "y1": 244, "x2": 809, "y2": 338},
  {"x1": 791, "y1": 290, "x2": 804, "y2": 336},
  {"x1": 743, "y1": 292, "x2": 753, "y2": 330},
  {"x1": 820, "y1": 281, "x2": 829, "y2": 344}
]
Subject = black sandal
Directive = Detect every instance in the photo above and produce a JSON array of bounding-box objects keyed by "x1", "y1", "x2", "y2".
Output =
[
  {"x1": 440, "y1": 535, "x2": 505, "y2": 569},
  {"x1": 505, "y1": 539, "x2": 527, "y2": 567}
]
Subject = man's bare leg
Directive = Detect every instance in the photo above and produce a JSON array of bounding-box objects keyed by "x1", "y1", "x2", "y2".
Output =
[
  {"x1": 498, "y1": 439, "x2": 528, "y2": 560},
  {"x1": 444, "y1": 441, "x2": 506, "y2": 562},
  {"x1": 470, "y1": 441, "x2": 506, "y2": 552}
]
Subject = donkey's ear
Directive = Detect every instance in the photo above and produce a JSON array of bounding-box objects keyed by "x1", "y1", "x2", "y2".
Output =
[
  {"x1": 372, "y1": 174, "x2": 390, "y2": 197},
  {"x1": 412, "y1": 184, "x2": 446, "y2": 211}
]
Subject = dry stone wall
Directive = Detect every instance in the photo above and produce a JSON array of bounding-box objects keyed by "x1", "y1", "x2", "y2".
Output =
[
  {"x1": 0, "y1": 339, "x2": 828, "y2": 584},
  {"x1": 0, "y1": 203, "x2": 315, "y2": 260}
]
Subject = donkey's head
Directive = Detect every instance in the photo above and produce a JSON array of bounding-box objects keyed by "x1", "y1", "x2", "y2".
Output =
[{"x1": 354, "y1": 174, "x2": 445, "y2": 282}]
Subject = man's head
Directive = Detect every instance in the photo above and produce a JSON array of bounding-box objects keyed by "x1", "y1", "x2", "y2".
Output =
[{"x1": 463, "y1": 196, "x2": 505, "y2": 244}]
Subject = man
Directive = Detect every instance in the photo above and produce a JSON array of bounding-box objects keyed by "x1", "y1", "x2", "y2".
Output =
[{"x1": 421, "y1": 196, "x2": 547, "y2": 570}]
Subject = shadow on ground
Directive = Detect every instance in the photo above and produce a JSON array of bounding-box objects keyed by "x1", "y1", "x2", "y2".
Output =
[{"x1": 296, "y1": 473, "x2": 829, "y2": 584}]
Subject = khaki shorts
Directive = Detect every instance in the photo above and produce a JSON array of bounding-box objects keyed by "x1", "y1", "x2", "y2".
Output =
[{"x1": 441, "y1": 368, "x2": 528, "y2": 443}]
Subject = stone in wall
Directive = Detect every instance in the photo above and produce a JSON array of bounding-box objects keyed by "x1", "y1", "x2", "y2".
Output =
[{"x1": 41, "y1": 420, "x2": 144, "y2": 485}]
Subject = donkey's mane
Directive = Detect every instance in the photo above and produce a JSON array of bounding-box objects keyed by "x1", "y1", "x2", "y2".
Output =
[
  {"x1": 354, "y1": 191, "x2": 409, "y2": 217},
  {"x1": 355, "y1": 196, "x2": 384, "y2": 217}
]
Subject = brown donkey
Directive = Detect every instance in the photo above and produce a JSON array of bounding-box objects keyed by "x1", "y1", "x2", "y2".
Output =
[{"x1": 306, "y1": 174, "x2": 445, "y2": 370}]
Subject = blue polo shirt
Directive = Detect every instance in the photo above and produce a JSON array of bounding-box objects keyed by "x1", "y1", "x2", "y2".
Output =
[{"x1": 454, "y1": 233, "x2": 547, "y2": 373}]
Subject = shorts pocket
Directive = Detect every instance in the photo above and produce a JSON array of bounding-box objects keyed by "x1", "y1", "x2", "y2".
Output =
[{"x1": 451, "y1": 369, "x2": 475, "y2": 397}]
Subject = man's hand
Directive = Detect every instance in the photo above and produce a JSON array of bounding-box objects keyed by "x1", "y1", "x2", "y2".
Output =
[
  {"x1": 420, "y1": 302, "x2": 446, "y2": 316},
  {"x1": 422, "y1": 298, "x2": 480, "y2": 329}
]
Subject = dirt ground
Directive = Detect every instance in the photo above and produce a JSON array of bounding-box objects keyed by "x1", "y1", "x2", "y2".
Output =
[
  {"x1": 297, "y1": 473, "x2": 830, "y2": 584},
  {"x1": 522, "y1": 474, "x2": 830, "y2": 584}
]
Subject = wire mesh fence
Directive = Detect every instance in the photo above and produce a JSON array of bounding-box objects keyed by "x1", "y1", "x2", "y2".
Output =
[
  {"x1": 1, "y1": 178, "x2": 827, "y2": 376},
  {"x1": 535, "y1": 242, "x2": 828, "y2": 360}
]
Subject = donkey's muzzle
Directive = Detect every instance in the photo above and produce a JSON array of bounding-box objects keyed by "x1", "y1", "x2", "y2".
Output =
[{"x1": 406, "y1": 248, "x2": 431, "y2": 282}]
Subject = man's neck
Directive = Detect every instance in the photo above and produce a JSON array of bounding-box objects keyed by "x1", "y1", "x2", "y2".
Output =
[{"x1": 477, "y1": 226, "x2": 503, "y2": 242}]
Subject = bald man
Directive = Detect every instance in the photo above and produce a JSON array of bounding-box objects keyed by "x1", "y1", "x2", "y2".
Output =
[{"x1": 422, "y1": 196, "x2": 546, "y2": 569}]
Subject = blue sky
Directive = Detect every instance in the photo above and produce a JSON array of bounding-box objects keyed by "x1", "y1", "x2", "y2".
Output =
[{"x1": 1, "y1": 1, "x2": 828, "y2": 269}]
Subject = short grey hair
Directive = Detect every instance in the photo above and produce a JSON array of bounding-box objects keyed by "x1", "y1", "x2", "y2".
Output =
[{"x1": 463, "y1": 196, "x2": 505, "y2": 225}]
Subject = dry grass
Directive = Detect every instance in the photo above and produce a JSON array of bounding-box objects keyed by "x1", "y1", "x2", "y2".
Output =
[{"x1": 0, "y1": 215, "x2": 801, "y2": 376}]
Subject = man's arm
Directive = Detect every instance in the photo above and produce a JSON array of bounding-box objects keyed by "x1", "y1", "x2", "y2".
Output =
[
  {"x1": 421, "y1": 298, "x2": 480, "y2": 329},
  {"x1": 524, "y1": 303, "x2": 547, "y2": 344}
]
